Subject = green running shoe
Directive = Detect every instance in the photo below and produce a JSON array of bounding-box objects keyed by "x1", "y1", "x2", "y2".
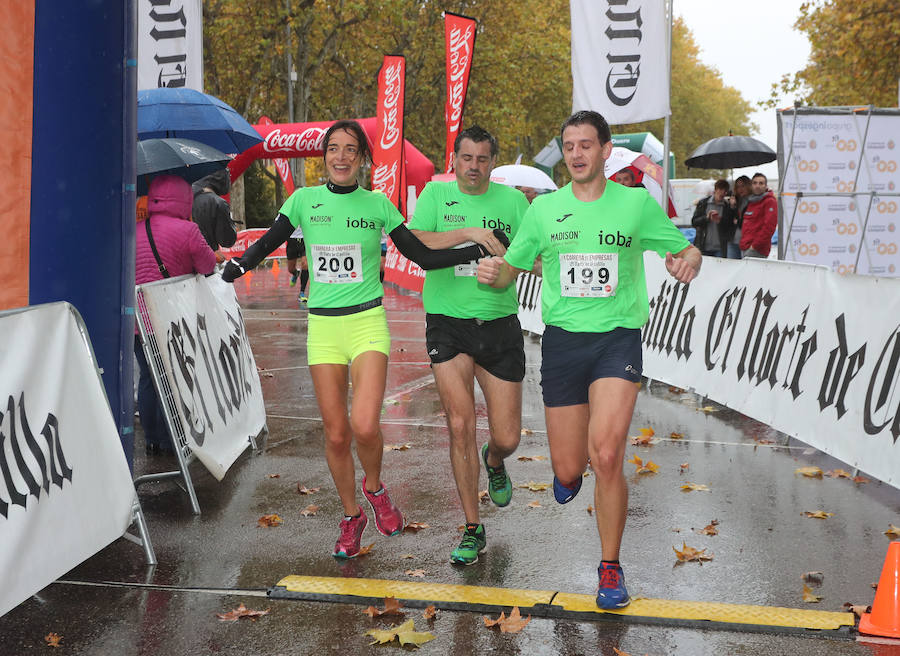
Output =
[
  {"x1": 450, "y1": 524, "x2": 486, "y2": 566},
  {"x1": 482, "y1": 443, "x2": 512, "y2": 507}
]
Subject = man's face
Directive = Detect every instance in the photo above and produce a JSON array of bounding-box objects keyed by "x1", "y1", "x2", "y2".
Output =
[
  {"x1": 615, "y1": 169, "x2": 635, "y2": 187},
  {"x1": 453, "y1": 138, "x2": 495, "y2": 195},
  {"x1": 751, "y1": 176, "x2": 767, "y2": 195},
  {"x1": 713, "y1": 187, "x2": 727, "y2": 202},
  {"x1": 735, "y1": 180, "x2": 749, "y2": 197},
  {"x1": 517, "y1": 186, "x2": 539, "y2": 203},
  {"x1": 562, "y1": 123, "x2": 612, "y2": 185}
]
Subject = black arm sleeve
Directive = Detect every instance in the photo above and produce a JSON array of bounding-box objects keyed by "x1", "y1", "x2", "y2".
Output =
[
  {"x1": 239, "y1": 213, "x2": 295, "y2": 269},
  {"x1": 388, "y1": 223, "x2": 486, "y2": 270}
]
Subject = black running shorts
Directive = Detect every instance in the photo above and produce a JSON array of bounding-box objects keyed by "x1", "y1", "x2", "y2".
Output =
[{"x1": 425, "y1": 313, "x2": 525, "y2": 383}]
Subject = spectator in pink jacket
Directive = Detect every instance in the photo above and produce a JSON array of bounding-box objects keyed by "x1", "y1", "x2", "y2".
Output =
[{"x1": 135, "y1": 174, "x2": 216, "y2": 455}]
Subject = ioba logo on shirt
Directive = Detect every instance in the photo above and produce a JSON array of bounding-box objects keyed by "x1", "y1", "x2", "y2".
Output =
[
  {"x1": 346, "y1": 217, "x2": 378, "y2": 230},
  {"x1": 481, "y1": 217, "x2": 510, "y2": 234},
  {"x1": 309, "y1": 215, "x2": 330, "y2": 224},
  {"x1": 598, "y1": 229, "x2": 633, "y2": 248},
  {"x1": 443, "y1": 214, "x2": 466, "y2": 223}
]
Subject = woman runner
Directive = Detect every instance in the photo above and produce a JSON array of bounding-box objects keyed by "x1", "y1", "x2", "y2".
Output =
[{"x1": 222, "y1": 120, "x2": 505, "y2": 558}]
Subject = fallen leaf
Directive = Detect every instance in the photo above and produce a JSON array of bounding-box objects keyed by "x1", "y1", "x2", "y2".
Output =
[
  {"x1": 357, "y1": 543, "x2": 375, "y2": 556},
  {"x1": 801, "y1": 571, "x2": 824, "y2": 586},
  {"x1": 260, "y1": 371, "x2": 275, "y2": 378},
  {"x1": 45, "y1": 633, "x2": 62, "y2": 648},
  {"x1": 803, "y1": 510, "x2": 834, "y2": 519},
  {"x1": 363, "y1": 597, "x2": 404, "y2": 618},
  {"x1": 267, "y1": 473, "x2": 281, "y2": 478},
  {"x1": 517, "y1": 454, "x2": 547, "y2": 461},
  {"x1": 403, "y1": 522, "x2": 430, "y2": 532},
  {"x1": 257, "y1": 514, "x2": 282, "y2": 527},
  {"x1": 668, "y1": 386, "x2": 685, "y2": 394},
  {"x1": 216, "y1": 603, "x2": 271, "y2": 621},
  {"x1": 679, "y1": 463, "x2": 690, "y2": 472},
  {"x1": 802, "y1": 584, "x2": 822, "y2": 603},
  {"x1": 586, "y1": 505, "x2": 594, "y2": 516},
  {"x1": 853, "y1": 476, "x2": 870, "y2": 484},
  {"x1": 457, "y1": 524, "x2": 467, "y2": 532},
  {"x1": 826, "y1": 469, "x2": 852, "y2": 479},
  {"x1": 520, "y1": 428, "x2": 534, "y2": 436},
  {"x1": 400, "y1": 554, "x2": 416, "y2": 559},
  {"x1": 795, "y1": 466, "x2": 824, "y2": 478},
  {"x1": 479, "y1": 490, "x2": 489, "y2": 503},
  {"x1": 842, "y1": 602, "x2": 870, "y2": 617},
  {"x1": 405, "y1": 569, "x2": 427, "y2": 577},
  {"x1": 680, "y1": 482, "x2": 710, "y2": 492},
  {"x1": 629, "y1": 434, "x2": 656, "y2": 446},
  {"x1": 695, "y1": 520, "x2": 719, "y2": 536},
  {"x1": 699, "y1": 406, "x2": 717, "y2": 413},
  {"x1": 640, "y1": 427, "x2": 655, "y2": 437},
  {"x1": 297, "y1": 484, "x2": 320, "y2": 495},
  {"x1": 527, "y1": 500, "x2": 542, "y2": 509},
  {"x1": 885, "y1": 524, "x2": 900, "y2": 539},
  {"x1": 366, "y1": 619, "x2": 435, "y2": 647},
  {"x1": 517, "y1": 481, "x2": 550, "y2": 491},
  {"x1": 423, "y1": 605, "x2": 437, "y2": 620},
  {"x1": 673, "y1": 542, "x2": 713, "y2": 563},
  {"x1": 483, "y1": 606, "x2": 532, "y2": 633},
  {"x1": 384, "y1": 443, "x2": 413, "y2": 452},
  {"x1": 627, "y1": 455, "x2": 659, "y2": 474},
  {"x1": 669, "y1": 432, "x2": 684, "y2": 440}
]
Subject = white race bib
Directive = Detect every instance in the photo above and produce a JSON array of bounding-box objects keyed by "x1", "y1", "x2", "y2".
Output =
[
  {"x1": 311, "y1": 243, "x2": 362, "y2": 284},
  {"x1": 559, "y1": 252, "x2": 618, "y2": 297},
  {"x1": 453, "y1": 241, "x2": 479, "y2": 277}
]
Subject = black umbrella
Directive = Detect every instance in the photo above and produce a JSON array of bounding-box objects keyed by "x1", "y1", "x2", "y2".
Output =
[
  {"x1": 136, "y1": 138, "x2": 231, "y2": 195},
  {"x1": 684, "y1": 135, "x2": 776, "y2": 170}
]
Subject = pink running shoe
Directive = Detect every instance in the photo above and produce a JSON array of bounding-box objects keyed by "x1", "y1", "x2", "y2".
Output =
[
  {"x1": 362, "y1": 477, "x2": 404, "y2": 536},
  {"x1": 332, "y1": 506, "x2": 368, "y2": 558}
]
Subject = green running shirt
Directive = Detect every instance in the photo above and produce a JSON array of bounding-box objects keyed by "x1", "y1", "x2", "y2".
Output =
[
  {"x1": 408, "y1": 181, "x2": 529, "y2": 319},
  {"x1": 504, "y1": 182, "x2": 690, "y2": 333},
  {"x1": 279, "y1": 185, "x2": 404, "y2": 309}
]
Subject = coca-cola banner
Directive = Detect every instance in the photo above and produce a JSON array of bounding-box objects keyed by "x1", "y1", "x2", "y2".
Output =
[
  {"x1": 0, "y1": 302, "x2": 136, "y2": 617},
  {"x1": 259, "y1": 116, "x2": 295, "y2": 196},
  {"x1": 570, "y1": 0, "x2": 670, "y2": 124},
  {"x1": 137, "y1": 0, "x2": 203, "y2": 90},
  {"x1": 372, "y1": 56, "x2": 406, "y2": 211},
  {"x1": 383, "y1": 240, "x2": 425, "y2": 293},
  {"x1": 219, "y1": 229, "x2": 288, "y2": 261},
  {"x1": 444, "y1": 13, "x2": 477, "y2": 174}
]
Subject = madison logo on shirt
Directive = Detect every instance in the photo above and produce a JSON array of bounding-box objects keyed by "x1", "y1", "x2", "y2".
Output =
[
  {"x1": 443, "y1": 214, "x2": 466, "y2": 224},
  {"x1": 550, "y1": 230, "x2": 581, "y2": 243},
  {"x1": 309, "y1": 215, "x2": 331, "y2": 224}
]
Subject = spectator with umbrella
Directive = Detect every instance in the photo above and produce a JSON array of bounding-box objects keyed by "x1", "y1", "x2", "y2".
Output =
[
  {"x1": 739, "y1": 173, "x2": 778, "y2": 258},
  {"x1": 691, "y1": 179, "x2": 736, "y2": 257},
  {"x1": 192, "y1": 169, "x2": 237, "y2": 258}
]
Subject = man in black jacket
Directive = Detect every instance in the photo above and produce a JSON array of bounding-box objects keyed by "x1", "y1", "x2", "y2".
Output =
[
  {"x1": 192, "y1": 169, "x2": 237, "y2": 258},
  {"x1": 691, "y1": 179, "x2": 735, "y2": 257}
]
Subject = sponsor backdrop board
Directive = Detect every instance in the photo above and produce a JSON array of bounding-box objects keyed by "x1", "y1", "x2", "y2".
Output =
[
  {"x1": 0, "y1": 303, "x2": 136, "y2": 618},
  {"x1": 778, "y1": 108, "x2": 900, "y2": 277}
]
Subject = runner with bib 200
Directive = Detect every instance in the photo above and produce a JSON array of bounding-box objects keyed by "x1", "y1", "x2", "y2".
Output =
[
  {"x1": 409, "y1": 126, "x2": 530, "y2": 566},
  {"x1": 222, "y1": 120, "x2": 502, "y2": 559},
  {"x1": 477, "y1": 111, "x2": 701, "y2": 608}
]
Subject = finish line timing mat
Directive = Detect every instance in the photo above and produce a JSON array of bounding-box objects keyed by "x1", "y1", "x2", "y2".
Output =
[{"x1": 269, "y1": 575, "x2": 856, "y2": 638}]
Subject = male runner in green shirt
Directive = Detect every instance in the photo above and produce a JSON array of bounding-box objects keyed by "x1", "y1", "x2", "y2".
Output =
[
  {"x1": 478, "y1": 111, "x2": 701, "y2": 607},
  {"x1": 409, "y1": 126, "x2": 530, "y2": 565}
]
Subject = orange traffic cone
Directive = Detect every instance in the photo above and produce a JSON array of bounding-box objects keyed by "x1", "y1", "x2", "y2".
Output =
[
  {"x1": 271, "y1": 258, "x2": 280, "y2": 278},
  {"x1": 859, "y1": 541, "x2": 900, "y2": 638}
]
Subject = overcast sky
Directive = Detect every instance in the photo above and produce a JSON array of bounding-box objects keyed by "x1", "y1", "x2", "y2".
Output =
[{"x1": 674, "y1": 0, "x2": 812, "y2": 180}]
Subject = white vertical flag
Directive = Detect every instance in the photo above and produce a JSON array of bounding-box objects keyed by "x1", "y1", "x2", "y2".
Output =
[
  {"x1": 571, "y1": 0, "x2": 669, "y2": 125},
  {"x1": 138, "y1": 0, "x2": 203, "y2": 90}
]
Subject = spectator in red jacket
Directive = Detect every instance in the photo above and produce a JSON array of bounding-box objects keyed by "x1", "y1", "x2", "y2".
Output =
[
  {"x1": 739, "y1": 173, "x2": 778, "y2": 258},
  {"x1": 135, "y1": 174, "x2": 216, "y2": 455}
]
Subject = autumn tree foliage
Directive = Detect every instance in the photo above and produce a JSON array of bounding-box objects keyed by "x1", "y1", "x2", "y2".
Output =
[{"x1": 769, "y1": 0, "x2": 900, "y2": 108}]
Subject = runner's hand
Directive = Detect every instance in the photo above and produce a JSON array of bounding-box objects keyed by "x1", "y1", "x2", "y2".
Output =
[
  {"x1": 477, "y1": 256, "x2": 503, "y2": 285},
  {"x1": 665, "y1": 252, "x2": 697, "y2": 284},
  {"x1": 222, "y1": 259, "x2": 246, "y2": 283},
  {"x1": 468, "y1": 228, "x2": 507, "y2": 256}
]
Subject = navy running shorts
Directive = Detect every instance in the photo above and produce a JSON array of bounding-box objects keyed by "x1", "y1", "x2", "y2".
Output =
[{"x1": 540, "y1": 325, "x2": 642, "y2": 407}]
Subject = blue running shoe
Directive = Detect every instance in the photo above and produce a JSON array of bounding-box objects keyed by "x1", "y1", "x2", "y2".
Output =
[
  {"x1": 553, "y1": 475, "x2": 582, "y2": 504},
  {"x1": 596, "y1": 562, "x2": 631, "y2": 609}
]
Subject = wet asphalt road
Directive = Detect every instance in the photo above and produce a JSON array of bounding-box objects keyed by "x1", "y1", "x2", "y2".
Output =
[{"x1": 2, "y1": 264, "x2": 899, "y2": 655}]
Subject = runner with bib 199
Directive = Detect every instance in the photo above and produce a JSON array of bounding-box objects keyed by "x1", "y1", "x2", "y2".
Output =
[
  {"x1": 222, "y1": 119, "x2": 505, "y2": 559},
  {"x1": 477, "y1": 110, "x2": 701, "y2": 609}
]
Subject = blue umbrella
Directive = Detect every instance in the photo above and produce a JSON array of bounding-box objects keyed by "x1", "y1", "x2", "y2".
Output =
[
  {"x1": 136, "y1": 138, "x2": 231, "y2": 195},
  {"x1": 137, "y1": 88, "x2": 263, "y2": 155}
]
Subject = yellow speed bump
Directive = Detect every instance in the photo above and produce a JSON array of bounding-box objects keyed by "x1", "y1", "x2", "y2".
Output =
[{"x1": 270, "y1": 575, "x2": 855, "y2": 635}]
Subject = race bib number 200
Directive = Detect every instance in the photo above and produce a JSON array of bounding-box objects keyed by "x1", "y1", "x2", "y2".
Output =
[
  {"x1": 559, "y1": 252, "x2": 618, "y2": 297},
  {"x1": 311, "y1": 243, "x2": 362, "y2": 284}
]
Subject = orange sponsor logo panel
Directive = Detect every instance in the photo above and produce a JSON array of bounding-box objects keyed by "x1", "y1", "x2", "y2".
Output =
[
  {"x1": 876, "y1": 201, "x2": 898, "y2": 214},
  {"x1": 797, "y1": 201, "x2": 820, "y2": 214},
  {"x1": 876, "y1": 160, "x2": 898, "y2": 173},
  {"x1": 835, "y1": 139, "x2": 858, "y2": 152}
]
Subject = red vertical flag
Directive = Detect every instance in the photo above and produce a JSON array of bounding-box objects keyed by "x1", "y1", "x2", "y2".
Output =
[
  {"x1": 258, "y1": 115, "x2": 295, "y2": 195},
  {"x1": 443, "y1": 12, "x2": 476, "y2": 174},
  {"x1": 372, "y1": 55, "x2": 406, "y2": 213}
]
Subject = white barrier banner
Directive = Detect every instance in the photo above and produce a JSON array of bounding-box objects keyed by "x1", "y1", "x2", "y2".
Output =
[
  {"x1": 0, "y1": 303, "x2": 135, "y2": 618},
  {"x1": 642, "y1": 254, "x2": 900, "y2": 488},
  {"x1": 138, "y1": 0, "x2": 203, "y2": 90},
  {"x1": 516, "y1": 272, "x2": 544, "y2": 334},
  {"x1": 138, "y1": 275, "x2": 265, "y2": 480},
  {"x1": 570, "y1": 0, "x2": 670, "y2": 124}
]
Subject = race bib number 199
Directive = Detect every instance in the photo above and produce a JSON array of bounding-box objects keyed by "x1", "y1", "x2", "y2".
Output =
[
  {"x1": 311, "y1": 243, "x2": 362, "y2": 284},
  {"x1": 559, "y1": 252, "x2": 618, "y2": 297}
]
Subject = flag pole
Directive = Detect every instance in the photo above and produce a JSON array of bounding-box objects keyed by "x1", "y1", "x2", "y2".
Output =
[{"x1": 661, "y1": 0, "x2": 674, "y2": 214}]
